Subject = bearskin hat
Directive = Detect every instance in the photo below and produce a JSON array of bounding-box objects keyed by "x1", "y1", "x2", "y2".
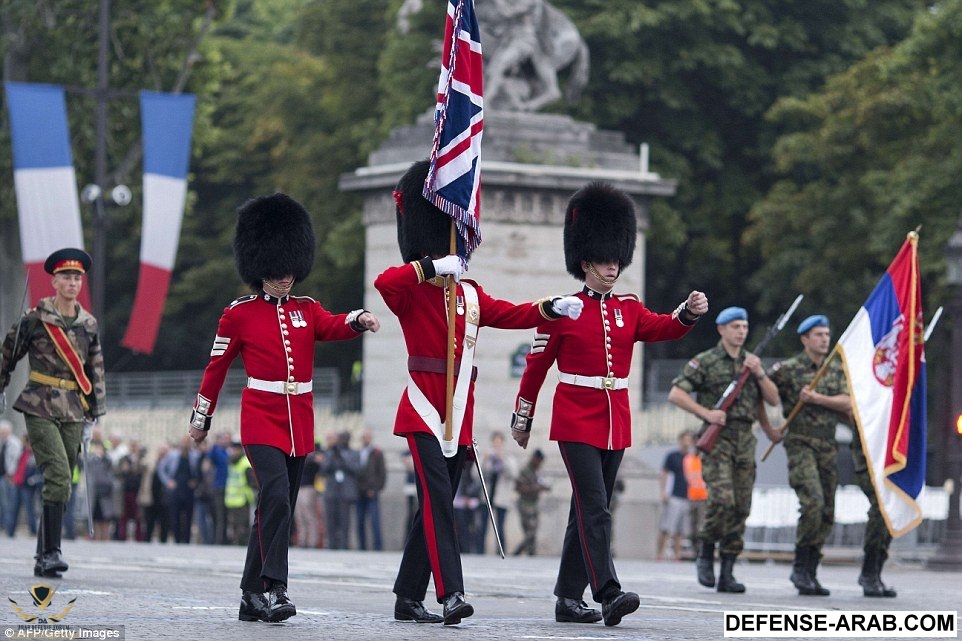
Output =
[
  {"x1": 394, "y1": 160, "x2": 461, "y2": 263},
  {"x1": 563, "y1": 182, "x2": 637, "y2": 281},
  {"x1": 233, "y1": 193, "x2": 315, "y2": 290}
]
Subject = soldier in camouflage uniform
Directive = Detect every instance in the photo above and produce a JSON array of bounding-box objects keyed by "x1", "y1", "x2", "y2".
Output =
[
  {"x1": 512, "y1": 449, "x2": 548, "y2": 556},
  {"x1": 669, "y1": 306, "x2": 781, "y2": 593},
  {"x1": 769, "y1": 315, "x2": 849, "y2": 596},
  {"x1": 0, "y1": 248, "x2": 106, "y2": 578},
  {"x1": 851, "y1": 433, "x2": 897, "y2": 597}
]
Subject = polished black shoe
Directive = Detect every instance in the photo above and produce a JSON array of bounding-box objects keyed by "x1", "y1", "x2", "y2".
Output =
[
  {"x1": 34, "y1": 561, "x2": 62, "y2": 578},
  {"x1": 442, "y1": 592, "x2": 474, "y2": 626},
  {"x1": 267, "y1": 583, "x2": 296, "y2": 622},
  {"x1": 601, "y1": 591, "x2": 640, "y2": 627},
  {"x1": 555, "y1": 597, "x2": 602, "y2": 623},
  {"x1": 238, "y1": 591, "x2": 271, "y2": 622},
  {"x1": 394, "y1": 597, "x2": 444, "y2": 623}
]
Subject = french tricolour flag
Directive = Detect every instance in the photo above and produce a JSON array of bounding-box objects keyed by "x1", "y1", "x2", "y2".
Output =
[
  {"x1": 424, "y1": 0, "x2": 483, "y2": 259},
  {"x1": 120, "y1": 91, "x2": 195, "y2": 354},
  {"x1": 836, "y1": 233, "x2": 927, "y2": 537},
  {"x1": 4, "y1": 81, "x2": 88, "y2": 307}
]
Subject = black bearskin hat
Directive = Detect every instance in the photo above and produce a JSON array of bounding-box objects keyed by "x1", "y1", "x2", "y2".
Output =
[
  {"x1": 563, "y1": 182, "x2": 637, "y2": 281},
  {"x1": 233, "y1": 193, "x2": 315, "y2": 290},
  {"x1": 394, "y1": 160, "x2": 461, "y2": 263}
]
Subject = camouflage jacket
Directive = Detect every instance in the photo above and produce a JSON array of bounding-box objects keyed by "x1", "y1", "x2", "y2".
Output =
[
  {"x1": 0, "y1": 297, "x2": 106, "y2": 421},
  {"x1": 671, "y1": 342, "x2": 763, "y2": 427},
  {"x1": 769, "y1": 351, "x2": 847, "y2": 442}
]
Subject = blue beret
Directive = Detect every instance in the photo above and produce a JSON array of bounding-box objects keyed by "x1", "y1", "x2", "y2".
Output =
[
  {"x1": 797, "y1": 314, "x2": 829, "y2": 335},
  {"x1": 715, "y1": 306, "x2": 748, "y2": 325}
]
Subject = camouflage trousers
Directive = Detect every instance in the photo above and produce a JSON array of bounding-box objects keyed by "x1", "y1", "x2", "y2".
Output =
[
  {"x1": 24, "y1": 415, "x2": 83, "y2": 505},
  {"x1": 785, "y1": 433, "x2": 837, "y2": 549},
  {"x1": 852, "y1": 440, "x2": 893, "y2": 558},
  {"x1": 514, "y1": 502, "x2": 540, "y2": 555},
  {"x1": 699, "y1": 427, "x2": 755, "y2": 556}
]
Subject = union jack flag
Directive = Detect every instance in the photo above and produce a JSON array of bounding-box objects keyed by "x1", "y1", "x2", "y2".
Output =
[{"x1": 424, "y1": 0, "x2": 483, "y2": 259}]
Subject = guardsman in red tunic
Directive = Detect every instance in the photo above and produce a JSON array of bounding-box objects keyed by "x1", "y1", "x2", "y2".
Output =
[
  {"x1": 188, "y1": 194, "x2": 379, "y2": 623},
  {"x1": 510, "y1": 183, "x2": 708, "y2": 627},
  {"x1": 377, "y1": 160, "x2": 584, "y2": 626}
]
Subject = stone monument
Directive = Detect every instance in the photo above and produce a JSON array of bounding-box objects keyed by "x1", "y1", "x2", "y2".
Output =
[{"x1": 339, "y1": 0, "x2": 676, "y2": 556}]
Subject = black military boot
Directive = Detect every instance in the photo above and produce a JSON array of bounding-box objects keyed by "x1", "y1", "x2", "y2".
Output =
[
  {"x1": 717, "y1": 554, "x2": 745, "y2": 593},
  {"x1": 555, "y1": 597, "x2": 602, "y2": 623},
  {"x1": 859, "y1": 550, "x2": 896, "y2": 597},
  {"x1": 441, "y1": 592, "x2": 473, "y2": 626},
  {"x1": 238, "y1": 591, "x2": 271, "y2": 622},
  {"x1": 266, "y1": 582, "x2": 296, "y2": 622},
  {"x1": 36, "y1": 503, "x2": 69, "y2": 578},
  {"x1": 806, "y1": 546, "x2": 830, "y2": 596},
  {"x1": 394, "y1": 597, "x2": 444, "y2": 623},
  {"x1": 790, "y1": 546, "x2": 817, "y2": 594},
  {"x1": 696, "y1": 540, "x2": 716, "y2": 588},
  {"x1": 875, "y1": 553, "x2": 896, "y2": 597}
]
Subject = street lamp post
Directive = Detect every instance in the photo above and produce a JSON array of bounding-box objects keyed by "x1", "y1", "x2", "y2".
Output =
[{"x1": 927, "y1": 214, "x2": 962, "y2": 571}]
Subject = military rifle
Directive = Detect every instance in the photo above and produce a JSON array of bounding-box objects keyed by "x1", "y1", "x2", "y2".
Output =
[{"x1": 695, "y1": 294, "x2": 803, "y2": 454}]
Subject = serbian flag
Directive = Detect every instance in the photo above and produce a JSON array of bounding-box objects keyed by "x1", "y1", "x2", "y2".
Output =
[
  {"x1": 120, "y1": 91, "x2": 195, "y2": 354},
  {"x1": 4, "y1": 81, "x2": 88, "y2": 307},
  {"x1": 424, "y1": 0, "x2": 483, "y2": 259},
  {"x1": 837, "y1": 232, "x2": 927, "y2": 537}
]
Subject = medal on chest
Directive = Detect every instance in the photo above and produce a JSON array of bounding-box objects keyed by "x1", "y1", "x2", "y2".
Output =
[
  {"x1": 614, "y1": 308, "x2": 624, "y2": 328},
  {"x1": 289, "y1": 310, "x2": 307, "y2": 328}
]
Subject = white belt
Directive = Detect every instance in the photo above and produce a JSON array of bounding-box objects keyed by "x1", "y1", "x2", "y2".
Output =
[
  {"x1": 557, "y1": 371, "x2": 629, "y2": 391},
  {"x1": 247, "y1": 377, "x2": 313, "y2": 395}
]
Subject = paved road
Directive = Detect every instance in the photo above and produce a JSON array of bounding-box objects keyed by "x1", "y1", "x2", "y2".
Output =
[{"x1": 1, "y1": 537, "x2": 959, "y2": 640}]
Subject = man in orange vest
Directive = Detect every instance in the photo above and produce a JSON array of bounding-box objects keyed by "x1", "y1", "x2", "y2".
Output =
[{"x1": 682, "y1": 430, "x2": 708, "y2": 554}]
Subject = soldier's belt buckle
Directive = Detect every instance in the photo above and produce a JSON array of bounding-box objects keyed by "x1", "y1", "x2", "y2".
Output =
[
  {"x1": 601, "y1": 376, "x2": 615, "y2": 390},
  {"x1": 285, "y1": 382, "x2": 297, "y2": 395}
]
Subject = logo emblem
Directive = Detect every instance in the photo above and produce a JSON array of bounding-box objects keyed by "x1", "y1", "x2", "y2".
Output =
[
  {"x1": 8, "y1": 584, "x2": 76, "y2": 624},
  {"x1": 873, "y1": 315, "x2": 903, "y2": 388}
]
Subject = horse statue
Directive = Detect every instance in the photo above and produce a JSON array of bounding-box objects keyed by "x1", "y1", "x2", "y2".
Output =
[{"x1": 397, "y1": 0, "x2": 590, "y2": 112}]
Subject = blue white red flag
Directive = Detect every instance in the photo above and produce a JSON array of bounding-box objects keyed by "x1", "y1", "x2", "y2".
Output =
[
  {"x1": 121, "y1": 91, "x2": 196, "y2": 354},
  {"x1": 836, "y1": 232, "x2": 927, "y2": 537},
  {"x1": 4, "y1": 81, "x2": 88, "y2": 307},
  {"x1": 425, "y1": 0, "x2": 483, "y2": 259}
]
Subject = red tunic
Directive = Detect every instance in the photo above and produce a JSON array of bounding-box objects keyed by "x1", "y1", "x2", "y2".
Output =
[
  {"x1": 195, "y1": 293, "x2": 361, "y2": 456},
  {"x1": 374, "y1": 263, "x2": 557, "y2": 446},
  {"x1": 515, "y1": 288, "x2": 694, "y2": 450}
]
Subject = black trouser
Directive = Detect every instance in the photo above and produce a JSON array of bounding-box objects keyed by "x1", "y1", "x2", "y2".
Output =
[
  {"x1": 393, "y1": 432, "x2": 466, "y2": 603},
  {"x1": 554, "y1": 441, "x2": 624, "y2": 603},
  {"x1": 241, "y1": 445, "x2": 305, "y2": 593}
]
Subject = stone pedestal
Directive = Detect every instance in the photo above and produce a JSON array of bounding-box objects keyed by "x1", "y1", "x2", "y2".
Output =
[{"x1": 340, "y1": 110, "x2": 676, "y2": 556}]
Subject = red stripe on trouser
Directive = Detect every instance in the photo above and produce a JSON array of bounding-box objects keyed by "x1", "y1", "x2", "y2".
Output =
[
  {"x1": 407, "y1": 434, "x2": 445, "y2": 597},
  {"x1": 559, "y1": 441, "x2": 600, "y2": 591}
]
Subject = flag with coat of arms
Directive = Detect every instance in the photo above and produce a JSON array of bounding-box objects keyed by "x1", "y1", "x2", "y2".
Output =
[{"x1": 836, "y1": 232, "x2": 927, "y2": 537}]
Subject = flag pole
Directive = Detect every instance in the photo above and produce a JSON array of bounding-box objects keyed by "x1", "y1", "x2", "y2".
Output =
[
  {"x1": 761, "y1": 344, "x2": 841, "y2": 462},
  {"x1": 445, "y1": 222, "x2": 457, "y2": 443}
]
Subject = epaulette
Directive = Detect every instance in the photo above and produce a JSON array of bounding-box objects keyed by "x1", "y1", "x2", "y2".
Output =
[
  {"x1": 292, "y1": 294, "x2": 317, "y2": 303},
  {"x1": 615, "y1": 293, "x2": 640, "y2": 302},
  {"x1": 228, "y1": 294, "x2": 257, "y2": 309}
]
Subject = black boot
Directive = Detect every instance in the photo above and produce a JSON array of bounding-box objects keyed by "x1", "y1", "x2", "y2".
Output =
[
  {"x1": 790, "y1": 546, "x2": 817, "y2": 594},
  {"x1": 266, "y1": 582, "x2": 296, "y2": 622},
  {"x1": 859, "y1": 550, "x2": 896, "y2": 597},
  {"x1": 36, "y1": 504, "x2": 68, "y2": 578},
  {"x1": 696, "y1": 540, "x2": 716, "y2": 588},
  {"x1": 717, "y1": 554, "x2": 745, "y2": 593},
  {"x1": 875, "y1": 553, "x2": 896, "y2": 597},
  {"x1": 238, "y1": 591, "x2": 271, "y2": 622},
  {"x1": 555, "y1": 597, "x2": 602, "y2": 623},
  {"x1": 441, "y1": 592, "x2": 473, "y2": 626},
  {"x1": 806, "y1": 546, "x2": 830, "y2": 596},
  {"x1": 394, "y1": 597, "x2": 444, "y2": 623}
]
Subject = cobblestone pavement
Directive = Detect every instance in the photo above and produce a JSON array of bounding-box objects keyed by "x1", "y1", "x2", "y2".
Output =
[{"x1": 0, "y1": 537, "x2": 959, "y2": 640}]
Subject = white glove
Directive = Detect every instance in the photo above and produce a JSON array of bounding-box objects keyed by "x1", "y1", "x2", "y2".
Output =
[
  {"x1": 432, "y1": 255, "x2": 464, "y2": 281},
  {"x1": 552, "y1": 296, "x2": 583, "y2": 320}
]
